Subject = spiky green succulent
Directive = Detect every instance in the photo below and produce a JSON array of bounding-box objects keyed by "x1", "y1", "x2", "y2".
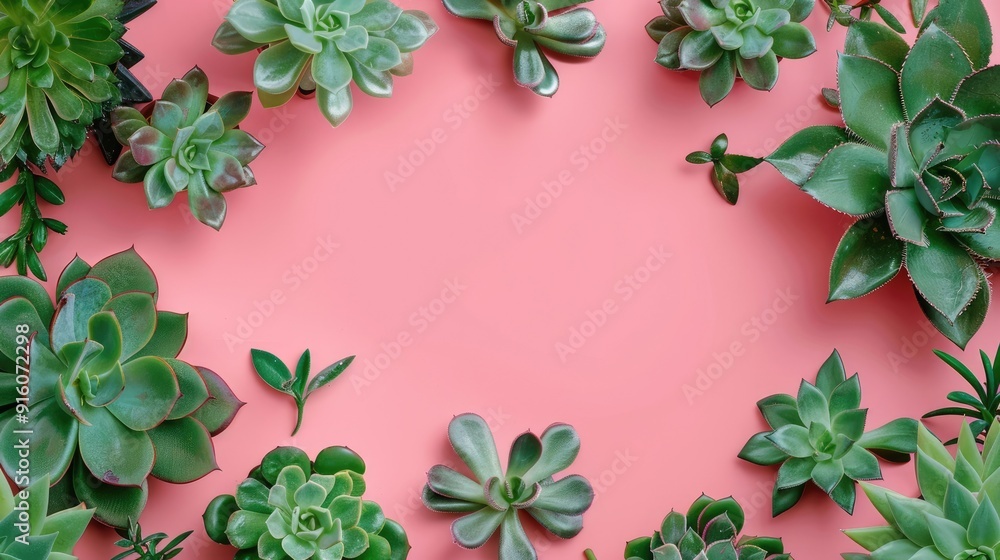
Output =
[
  {"x1": 0, "y1": 0, "x2": 126, "y2": 168},
  {"x1": 204, "y1": 446, "x2": 410, "y2": 560},
  {"x1": 844, "y1": 419, "x2": 1000, "y2": 560},
  {"x1": 0, "y1": 475, "x2": 93, "y2": 559},
  {"x1": 739, "y1": 350, "x2": 918, "y2": 516},
  {"x1": 646, "y1": 0, "x2": 817, "y2": 106},
  {"x1": 442, "y1": 0, "x2": 606, "y2": 97},
  {"x1": 422, "y1": 413, "x2": 595, "y2": 560},
  {"x1": 110, "y1": 66, "x2": 264, "y2": 231},
  {"x1": 213, "y1": 0, "x2": 437, "y2": 127},
  {"x1": 0, "y1": 249, "x2": 245, "y2": 528},
  {"x1": 924, "y1": 346, "x2": 1000, "y2": 445},
  {"x1": 616, "y1": 495, "x2": 792, "y2": 560}
]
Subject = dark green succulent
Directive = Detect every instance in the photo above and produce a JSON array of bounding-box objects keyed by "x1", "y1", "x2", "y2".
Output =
[
  {"x1": 739, "y1": 350, "x2": 918, "y2": 516},
  {"x1": 646, "y1": 0, "x2": 817, "y2": 106},
  {"x1": 0, "y1": 165, "x2": 68, "y2": 280},
  {"x1": 0, "y1": 475, "x2": 93, "y2": 559},
  {"x1": 822, "y1": 0, "x2": 907, "y2": 32},
  {"x1": 0, "y1": 249, "x2": 245, "y2": 528},
  {"x1": 687, "y1": 133, "x2": 763, "y2": 204},
  {"x1": 924, "y1": 346, "x2": 1000, "y2": 444},
  {"x1": 113, "y1": 518, "x2": 194, "y2": 560},
  {"x1": 204, "y1": 446, "x2": 410, "y2": 560},
  {"x1": 442, "y1": 0, "x2": 606, "y2": 97},
  {"x1": 423, "y1": 413, "x2": 594, "y2": 560}
]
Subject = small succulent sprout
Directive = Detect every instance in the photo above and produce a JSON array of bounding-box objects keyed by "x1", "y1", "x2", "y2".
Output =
[
  {"x1": 112, "y1": 518, "x2": 194, "y2": 560},
  {"x1": 646, "y1": 0, "x2": 817, "y2": 106},
  {"x1": 0, "y1": 166, "x2": 68, "y2": 280},
  {"x1": 422, "y1": 413, "x2": 595, "y2": 560},
  {"x1": 822, "y1": 0, "x2": 908, "y2": 32},
  {"x1": 924, "y1": 346, "x2": 1000, "y2": 444},
  {"x1": 0, "y1": 475, "x2": 93, "y2": 559},
  {"x1": 618, "y1": 495, "x2": 793, "y2": 560},
  {"x1": 214, "y1": 0, "x2": 438, "y2": 127},
  {"x1": 204, "y1": 445, "x2": 411, "y2": 560},
  {"x1": 686, "y1": 133, "x2": 763, "y2": 204},
  {"x1": 845, "y1": 419, "x2": 1000, "y2": 560},
  {"x1": 738, "y1": 350, "x2": 918, "y2": 516},
  {"x1": 0, "y1": 249, "x2": 245, "y2": 528},
  {"x1": 111, "y1": 67, "x2": 264, "y2": 231},
  {"x1": 442, "y1": 0, "x2": 607, "y2": 97}
]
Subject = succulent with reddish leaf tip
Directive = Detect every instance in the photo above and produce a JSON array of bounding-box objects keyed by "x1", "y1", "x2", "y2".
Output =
[
  {"x1": 111, "y1": 67, "x2": 264, "y2": 230},
  {"x1": 0, "y1": 249, "x2": 244, "y2": 528}
]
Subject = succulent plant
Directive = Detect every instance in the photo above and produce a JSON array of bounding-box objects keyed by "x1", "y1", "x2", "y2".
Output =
[
  {"x1": 213, "y1": 0, "x2": 437, "y2": 127},
  {"x1": 0, "y1": 249, "x2": 245, "y2": 528},
  {"x1": 422, "y1": 413, "x2": 594, "y2": 560},
  {"x1": 844, "y1": 419, "x2": 1000, "y2": 560},
  {"x1": 204, "y1": 445, "x2": 410, "y2": 560},
  {"x1": 738, "y1": 350, "x2": 918, "y2": 516},
  {"x1": 113, "y1": 518, "x2": 193, "y2": 560},
  {"x1": 697, "y1": 0, "x2": 1000, "y2": 349},
  {"x1": 0, "y1": 165, "x2": 68, "y2": 280},
  {"x1": 822, "y1": 0, "x2": 907, "y2": 32},
  {"x1": 251, "y1": 348, "x2": 355, "y2": 436},
  {"x1": 110, "y1": 67, "x2": 264, "y2": 230},
  {"x1": 441, "y1": 0, "x2": 606, "y2": 97},
  {"x1": 0, "y1": 475, "x2": 93, "y2": 559},
  {"x1": 687, "y1": 133, "x2": 763, "y2": 204},
  {"x1": 646, "y1": 0, "x2": 817, "y2": 106},
  {"x1": 924, "y1": 346, "x2": 1000, "y2": 444},
  {"x1": 611, "y1": 495, "x2": 793, "y2": 560}
]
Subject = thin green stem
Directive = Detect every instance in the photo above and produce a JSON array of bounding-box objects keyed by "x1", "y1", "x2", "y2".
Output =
[
  {"x1": 292, "y1": 401, "x2": 305, "y2": 436},
  {"x1": 584, "y1": 549, "x2": 597, "y2": 560}
]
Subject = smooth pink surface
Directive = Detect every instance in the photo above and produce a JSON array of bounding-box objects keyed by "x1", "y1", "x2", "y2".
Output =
[{"x1": 4, "y1": 0, "x2": 1000, "y2": 558}]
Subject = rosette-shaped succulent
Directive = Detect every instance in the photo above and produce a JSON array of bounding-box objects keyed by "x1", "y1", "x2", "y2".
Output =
[
  {"x1": 442, "y1": 0, "x2": 607, "y2": 97},
  {"x1": 0, "y1": 249, "x2": 244, "y2": 528},
  {"x1": 204, "y1": 446, "x2": 410, "y2": 560},
  {"x1": 213, "y1": 0, "x2": 437, "y2": 127},
  {"x1": 110, "y1": 67, "x2": 264, "y2": 230},
  {"x1": 0, "y1": 0, "x2": 126, "y2": 167},
  {"x1": 844, "y1": 419, "x2": 1000, "y2": 560},
  {"x1": 422, "y1": 413, "x2": 595, "y2": 560},
  {"x1": 621, "y1": 495, "x2": 793, "y2": 560},
  {"x1": 739, "y1": 350, "x2": 918, "y2": 516},
  {"x1": 646, "y1": 0, "x2": 817, "y2": 106},
  {"x1": 0, "y1": 475, "x2": 93, "y2": 559}
]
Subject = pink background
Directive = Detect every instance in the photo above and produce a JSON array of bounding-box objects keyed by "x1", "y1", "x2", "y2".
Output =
[{"x1": 3, "y1": 0, "x2": 1000, "y2": 558}]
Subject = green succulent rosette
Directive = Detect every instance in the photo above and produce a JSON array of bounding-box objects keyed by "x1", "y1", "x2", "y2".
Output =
[
  {"x1": 204, "y1": 446, "x2": 410, "y2": 560},
  {"x1": 110, "y1": 66, "x2": 265, "y2": 231},
  {"x1": 0, "y1": 0, "x2": 126, "y2": 168},
  {"x1": 0, "y1": 475, "x2": 93, "y2": 559},
  {"x1": 422, "y1": 413, "x2": 595, "y2": 560},
  {"x1": 213, "y1": 0, "x2": 437, "y2": 127},
  {"x1": 646, "y1": 0, "x2": 817, "y2": 106},
  {"x1": 739, "y1": 350, "x2": 918, "y2": 516},
  {"x1": 623, "y1": 495, "x2": 792, "y2": 560},
  {"x1": 844, "y1": 419, "x2": 1000, "y2": 560},
  {"x1": 0, "y1": 249, "x2": 245, "y2": 528},
  {"x1": 442, "y1": 0, "x2": 606, "y2": 97}
]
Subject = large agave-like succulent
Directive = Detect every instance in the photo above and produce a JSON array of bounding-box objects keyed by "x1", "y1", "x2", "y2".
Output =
[
  {"x1": 422, "y1": 413, "x2": 595, "y2": 560},
  {"x1": 213, "y1": 0, "x2": 437, "y2": 127},
  {"x1": 442, "y1": 0, "x2": 606, "y2": 97},
  {"x1": 646, "y1": 0, "x2": 817, "y2": 106},
  {"x1": 620, "y1": 495, "x2": 793, "y2": 560},
  {"x1": 204, "y1": 446, "x2": 410, "y2": 560},
  {"x1": 110, "y1": 67, "x2": 265, "y2": 230},
  {"x1": 844, "y1": 419, "x2": 1000, "y2": 560},
  {"x1": 739, "y1": 350, "x2": 918, "y2": 516},
  {"x1": 0, "y1": 475, "x2": 93, "y2": 559},
  {"x1": 0, "y1": 249, "x2": 244, "y2": 528}
]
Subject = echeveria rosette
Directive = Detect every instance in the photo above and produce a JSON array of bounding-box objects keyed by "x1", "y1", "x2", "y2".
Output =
[
  {"x1": 422, "y1": 413, "x2": 595, "y2": 560},
  {"x1": 441, "y1": 0, "x2": 606, "y2": 97},
  {"x1": 0, "y1": 249, "x2": 244, "y2": 528},
  {"x1": 924, "y1": 346, "x2": 1000, "y2": 445},
  {"x1": 213, "y1": 0, "x2": 437, "y2": 127},
  {"x1": 204, "y1": 446, "x2": 411, "y2": 560},
  {"x1": 646, "y1": 0, "x2": 817, "y2": 106},
  {"x1": 620, "y1": 495, "x2": 793, "y2": 560},
  {"x1": 738, "y1": 350, "x2": 918, "y2": 516},
  {"x1": 843, "y1": 419, "x2": 1000, "y2": 560},
  {"x1": 0, "y1": 0, "x2": 126, "y2": 168},
  {"x1": 110, "y1": 67, "x2": 264, "y2": 231},
  {"x1": 0, "y1": 475, "x2": 93, "y2": 559}
]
